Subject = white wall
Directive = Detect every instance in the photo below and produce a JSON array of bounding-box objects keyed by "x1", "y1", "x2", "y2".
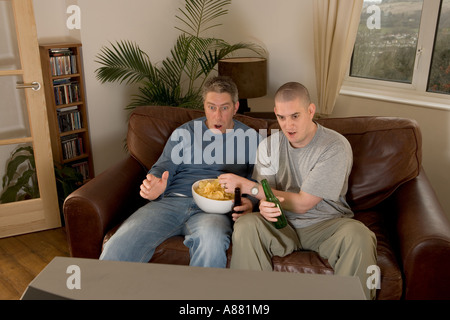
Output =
[
  {"x1": 77, "y1": 0, "x2": 181, "y2": 176},
  {"x1": 33, "y1": 0, "x2": 80, "y2": 43},
  {"x1": 33, "y1": 0, "x2": 449, "y2": 218}
]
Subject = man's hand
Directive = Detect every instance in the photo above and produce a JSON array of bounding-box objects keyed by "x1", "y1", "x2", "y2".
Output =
[
  {"x1": 218, "y1": 173, "x2": 252, "y2": 194},
  {"x1": 259, "y1": 197, "x2": 285, "y2": 223},
  {"x1": 140, "y1": 171, "x2": 169, "y2": 200},
  {"x1": 231, "y1": 197, "x2": 253, "y2": 221}
]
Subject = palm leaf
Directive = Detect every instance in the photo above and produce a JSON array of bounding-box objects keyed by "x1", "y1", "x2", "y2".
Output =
[
  {"x1": 176, "y1": 0, "x2": 231, "y2": 36},
  {"x1": 183, "y1": 37, "x2": 219, "y2": 87},
  {"x1": 158, "y1": 34, "x2": 193, "y2": 88},
  {"x1": 95, "y1": 40, "x2": 157, "y2": 85},
  {"x1": 127, "y1": 80, "x2": 180, "y2": 108}
]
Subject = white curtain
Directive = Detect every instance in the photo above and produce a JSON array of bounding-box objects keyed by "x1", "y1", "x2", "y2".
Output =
[{"x1": 313, "y1": 0, "x2": 364, "y2": 115}]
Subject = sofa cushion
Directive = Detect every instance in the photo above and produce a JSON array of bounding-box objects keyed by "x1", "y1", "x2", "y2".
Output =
[{"x1": 353, "y1": 209, "x2": 403, "y2": 300}]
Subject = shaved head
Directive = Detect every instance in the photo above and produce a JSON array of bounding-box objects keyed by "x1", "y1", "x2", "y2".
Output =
[{"x1": 274, "y1": 82, "x2": 311, "y2": 107}]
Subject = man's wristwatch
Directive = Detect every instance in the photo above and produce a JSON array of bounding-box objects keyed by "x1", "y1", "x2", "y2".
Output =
[{"x1": 250, "y1": 183, "x2": 260, "y2": 196}]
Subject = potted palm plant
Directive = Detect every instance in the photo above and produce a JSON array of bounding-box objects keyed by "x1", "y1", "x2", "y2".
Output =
[{"x1": 95, "y1": 0, "x2": 265, "y2": 110}]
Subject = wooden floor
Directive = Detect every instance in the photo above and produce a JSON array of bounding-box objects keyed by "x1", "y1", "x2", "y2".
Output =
[{"x1": 0, "y1": 227, "x2": 70, "y2": 300}]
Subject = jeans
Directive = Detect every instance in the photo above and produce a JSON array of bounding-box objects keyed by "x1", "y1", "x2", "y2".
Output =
[{"x1": 100, "y1": 196, "x2": 232, "y2": 268}]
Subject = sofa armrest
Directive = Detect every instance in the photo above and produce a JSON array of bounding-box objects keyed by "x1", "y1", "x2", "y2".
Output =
[
  {"x1": 391, "y1": 167, "x2": 450, "y2": 299},
  {"x1": 63, "y1": 156, "x2": 147, "y2": 259}
]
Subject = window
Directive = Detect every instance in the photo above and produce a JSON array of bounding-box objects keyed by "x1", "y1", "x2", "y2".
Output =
[
  {"x1": 428, "y1": 0, "x2": 450, "y2": 94},
  {"x1": 343, "y1": 0, "x2": 450, "y2": 109},
  {"x1": 351, "y1": 0, "x2": 424, "y2": 84}
]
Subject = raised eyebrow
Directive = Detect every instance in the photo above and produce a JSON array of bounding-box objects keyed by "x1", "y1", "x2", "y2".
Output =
[
  {"x1": 276, "y1": 112, "x2": 300, "y2": 118},
  {"x1": 207, "y1": 102, "x2": 232, "y2": 107}
]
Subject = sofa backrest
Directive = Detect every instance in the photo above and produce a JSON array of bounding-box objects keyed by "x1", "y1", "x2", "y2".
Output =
[
  {"x1": 269, "y1": 116, "x2": 422, "y2": 211},
  {"x1": 321, "y1": 117, "x2": 421, "y2": 210},
  {"x1": 127, "y1": 105, "x2": 268, "y2": 170},
  {"x1": 128, "y1": 106, "x2": 422, "y2": 211}
]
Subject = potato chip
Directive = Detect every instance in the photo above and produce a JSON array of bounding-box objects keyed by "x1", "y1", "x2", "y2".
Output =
[{"x1": 195, "y1": 179, "x2": 233, "y2": 201}]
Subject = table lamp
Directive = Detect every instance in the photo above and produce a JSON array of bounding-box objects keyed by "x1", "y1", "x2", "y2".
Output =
[{"x1": 218, "y1": 57, "x2": 267, "y2": 114}]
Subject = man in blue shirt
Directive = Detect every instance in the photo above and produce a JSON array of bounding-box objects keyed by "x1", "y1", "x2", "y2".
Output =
[{"x1": 100, "y1": 76, "x2": 259, "y2": 268}]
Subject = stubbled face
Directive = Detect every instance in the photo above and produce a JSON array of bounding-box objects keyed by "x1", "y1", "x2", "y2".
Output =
[
  {"x1": 204, "y1": 92, "x2": 239, "y2": 134},
  {"x1": 274, "y1": 98, "x2": 317, "y2": 148}
]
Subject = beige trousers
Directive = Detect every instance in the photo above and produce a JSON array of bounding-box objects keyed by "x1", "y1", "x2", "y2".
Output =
[{"x1": 230, "y1": 213, "x2": 378, "y2": 300}]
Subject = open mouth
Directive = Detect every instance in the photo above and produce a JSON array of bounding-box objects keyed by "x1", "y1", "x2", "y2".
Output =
[{"x1": 286, "y1": 131, "x2": 296, "y2": 137}]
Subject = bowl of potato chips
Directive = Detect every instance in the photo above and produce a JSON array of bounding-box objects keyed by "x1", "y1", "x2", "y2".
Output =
[{"x1": 192, "y1": 179, "x2": 234, "y2": 214}]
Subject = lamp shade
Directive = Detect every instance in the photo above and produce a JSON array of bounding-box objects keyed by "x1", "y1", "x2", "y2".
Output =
[{"x1": 218, "y1": 57, "x2": 267, "y2": 99}]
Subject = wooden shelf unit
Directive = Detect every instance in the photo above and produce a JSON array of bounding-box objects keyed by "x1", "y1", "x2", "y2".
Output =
[{"x1": 39, "y1": 43, "x2": 94, "y2": 182}]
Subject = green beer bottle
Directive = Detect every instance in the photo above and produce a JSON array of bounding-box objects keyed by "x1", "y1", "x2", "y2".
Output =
[{"x1": 261, "y1": 179, "x2": 288, "y2": 229}]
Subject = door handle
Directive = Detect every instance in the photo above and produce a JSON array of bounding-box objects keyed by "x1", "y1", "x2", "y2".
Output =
[{"x1": 16, "y1": 81, "x2": 41, "y2": 91}]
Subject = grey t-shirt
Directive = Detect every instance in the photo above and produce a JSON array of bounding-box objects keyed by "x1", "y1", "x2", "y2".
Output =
[{"x1": 253, "y1": 123, "x2": 354, "y2": 228}]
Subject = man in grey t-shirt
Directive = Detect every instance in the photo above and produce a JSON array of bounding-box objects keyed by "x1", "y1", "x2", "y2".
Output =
[
  {"x1": 253, "y1": 122, "x2": 354, "y2": 229},
  {"x1": 218, "y1": 82, "x2": 377, "y2": 300}
]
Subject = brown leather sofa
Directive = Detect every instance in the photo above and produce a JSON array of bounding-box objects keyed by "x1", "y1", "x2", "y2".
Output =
[{"x1": 64, "y1": 106, "x2": 450, "y2": 300}]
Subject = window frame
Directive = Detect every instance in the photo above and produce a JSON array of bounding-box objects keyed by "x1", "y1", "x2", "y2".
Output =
[{"x1": 341, "y1": 0, "x2": 450, "y2": 111}]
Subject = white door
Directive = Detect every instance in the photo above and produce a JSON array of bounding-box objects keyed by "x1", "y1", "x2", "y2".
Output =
[{"x1": 0, "y1": 0, "x2": 60, "y2": 237}]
